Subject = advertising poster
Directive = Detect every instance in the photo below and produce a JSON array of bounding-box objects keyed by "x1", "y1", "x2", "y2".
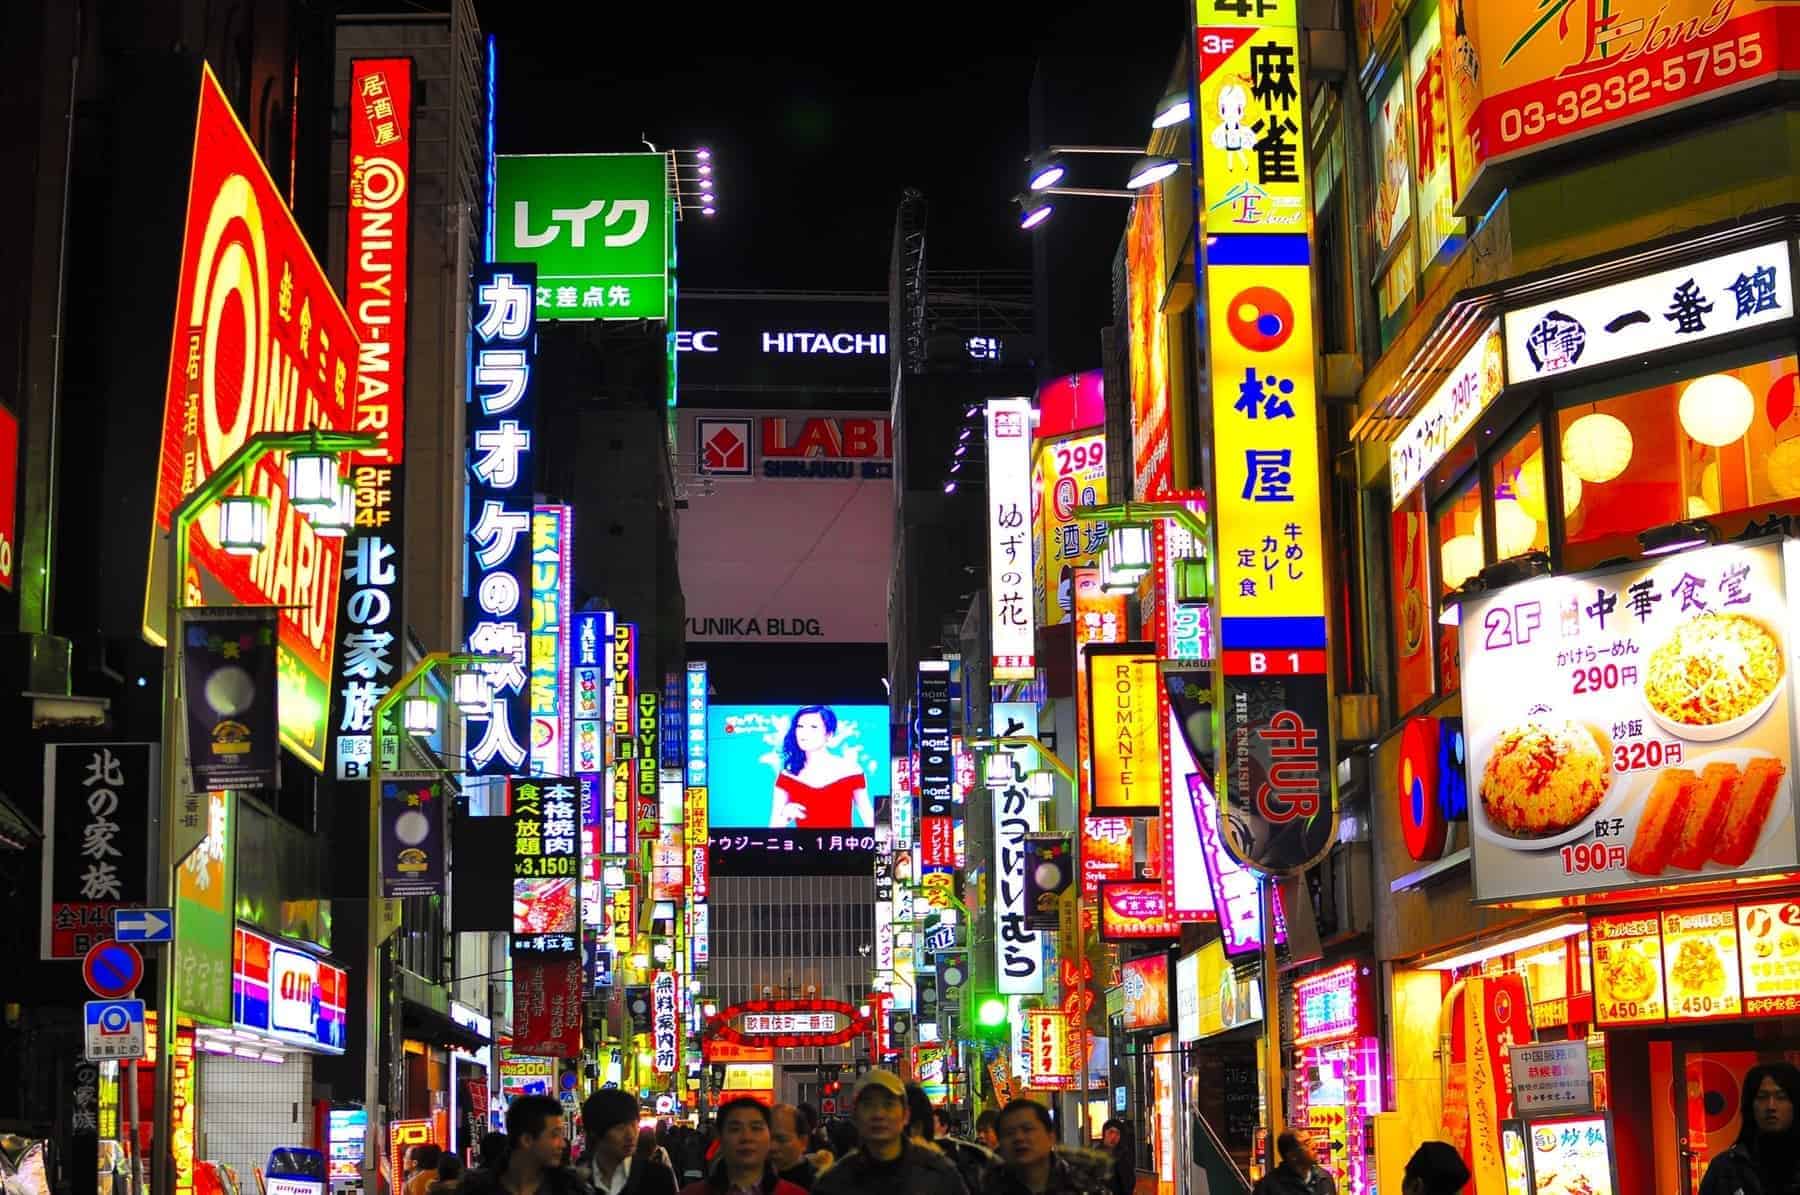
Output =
[
  {"x1": 1023, "y1": 835, "x2": 1073, "y2": 931},
  {"x1": 1086, "y1": 645, "x2": 1164, "y2": 814},
  {"x1": 1219, "y1": 668, "x2": 1334, "y2": 874},
  {"x1": 380, "y1": 776, "x2": 445, "y2": 898},
  {"x1": 1369, "y1": 59, "x2": 1412, "y2": 258},
  {"x1": 1462, "y1": 540, "x2": 1800, "y2": 903},
  {"x1": 1099, "y1": 881, "x2": 1179, "y2": 941},
  {"x1": 1198, "y1": 24, "x2": 1308, "y2": 234},
  {"x1": 493, "y1": 153, "x2": 669, "y2": 320},
  {"x1": 510, "y1": 779, "x2": 580, "y2": 954},
  {"x1": 511, "y1": 954, "x2": 582, "y2": 1058},
  {"x1": 176, "y1": 792, "x2": 235, "y2": 1026},
  {"x1": 1407, "y1": 7, "x2": 1462, "y2": 268},
  {"x1": 707, "y1": 704, "x2": 886, "y2": 829},
  {"x1": 1035, "y1": 432, "x2": 1107, "y2": 626},
  {"x1": 1122, "y1": 953, "x2": 1170, "y2": 1031},
  {"x1": 1190, "y1": 939, "x2": 1264, "y2": 1039},
  {"x1": 1125, "y1": 187, "x2": 1172, "y2": 499},
  {"x1": 183, "y1": 612, "x2": 279, "y2": 791},
  {"x1": 1522, "y1": 1115, "x2": 1617, "y2": 1195},
  {"x1": 147, "y1": 66, "x2": 358, "y2": 773},
  {"x1": 1739, "y1": 899, "x2": 1800, "y2": 1013},
  {"x1": 609, "y1": 623, "x2": 636, "y2": 856},
  {"x1": 42, "y1": 744, "x2": 155, "y2": 960},
  {"x1": 1591, "y1": 913, "x2": 1667, "y2": 1025},
  {"x1": 986, "y1": 397, "x2": 1036, "y2": 681}
]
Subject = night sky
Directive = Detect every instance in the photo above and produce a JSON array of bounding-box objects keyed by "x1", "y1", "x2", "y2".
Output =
[{"x1": 481, "y1": 2, "x2": 1185, "y2": 358}]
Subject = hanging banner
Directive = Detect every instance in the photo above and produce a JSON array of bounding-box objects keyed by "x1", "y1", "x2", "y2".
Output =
[
  {"x1": 986, "y1": 398, "x2": 1036, "y2": 681},
  {"x1": 42, "y1": 744, "x2": 156, "y2": 960},
  {"x1": 175, "y1": 792, "x2": 235, "y2": 1026},
  {"x1": 1035, "y1": 431, "x2": 1108, "y2": 626},
  {"x1": 1074, "y1": 569, "x2": 1132, "y2": 895},
  {"x1": 1464, "y1": 974, "x2": 1531, "y2": 1195},
  {"x1": 183, "y1": 611, "x2": 280, "y2": 792},
  {"x1": 1086, "y1": 645, "x2": 1164, "y2": 814},
  {"x1": 380, "y1": 775, "x2": 446, "y2": 898},
  {"x1": 992, "y1": 702, "x2": 1045, "y2": 994},
  {"x1": 1023, "y1": 835, "x2": 1073, "y2": 931},
  {"x1": 653, "y1": 970, "x2": 679, "y2": 1074},
  {"x1": 511, "y1": 954, "x2": 582, "y2": 1059}
]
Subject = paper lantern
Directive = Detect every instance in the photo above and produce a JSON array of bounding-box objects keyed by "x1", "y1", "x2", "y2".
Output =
[
  {"x1": 1687, "y1": 496, "x2": 1717, "y2": 518},
  {"x1": 1440, "y1": 534, "x2": 1482, "y2": 590},
  {"x1": 1514, "y1": 452, "x2": 1582, "y2": 521},
  {"x1": 1768, "y1": 436, "x2": 1800, "y2": 499},
  {"x1": 1562, "y1": 412, "x2": 1634, "y2": 483},
  {"x1": 1700, "y1": 460, "x2": 1722, "y2": 511},
  {"x1": 1679, "y1": 373, "x2": 1755, "y2": 446},
  {"x1": 1494, "y1": 500, "x2": 1539, "y2": 558}
]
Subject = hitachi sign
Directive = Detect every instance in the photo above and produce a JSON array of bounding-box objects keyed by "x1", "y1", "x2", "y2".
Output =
[{"x1": 761, "y1": 331, "x2": 886, "y2": 356}]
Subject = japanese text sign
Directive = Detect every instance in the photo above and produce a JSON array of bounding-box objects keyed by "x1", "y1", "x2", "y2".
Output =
[
  {"x1": 529, "y1": 505, "x2": 572, "y2": 775},
  {"x1": 1035, "y1": 432, "x2": 1107, "y2": 626},
  {"x1": 147, "y1": 65, "x2": 359, "y2": 771},
  {"x1": 1389, "y1": 322, "x2": 1505, "y2": 507},
  {"x1": 1591, "y1": 913, "x2": 1668, "y2": 1025},
  {"x1": 494, "y1": 153, "x2": 669, "y2": 320},
  {"x1": 1511, "y1": 1040, "x2": 1594, "y2": 1115},
  {"x1": 653, "y1": 970, "x2": 679, "y2": 1074},
  {"x1": 42, "y1": 744, "x2": 155, "y2": 960},
  {"x1": 1025, "y1": 1009, "x2": 1076, "y2": 1090},
  {"x1": 1292, "y1": 961, "x2": 1371, "y2": 1045},
  {"x1": 685, "y1": 662, "x2": 709, "y2": 787},
  {"x1": 918, "y1": 661, "x2": 953, "y2": 818},
  {"x1": 609, "y1": 622, "x2": 636, "y2": 856},
  {"x1": 1126, "y1": 188, "x2": 1173, "y2": 500},
  {"x1": 465, "y1": 262, "x2": 538, "y2": 775},
  {"x1": 1197, "y1": 19, "x2": 1308, "y2": 233},
  {"x1": 1074, "y1": 570, "x2": 1132, "y2": 894},
  {"x1": 1099, "y1": 881, "x2": 1179, "y2": 941},
  {"x1": 1461, "y1": 540, "x2": 1800, "y2": 903},
  {"x1": 1086, "y1": 645, "x2": 1164, "y2": 814},
  {"x1": 986, "y1": 398, "x2": 1036, "y2": 681},
  {"x1": 511, "y1": 954, "x2": 581, "y2": 1059},
  {"x1": 992, "y1": 701, "x2": 1045, "y2": 994},
  {"x1": 510, "y1": 778, "x2": 580, "y2": 954}
]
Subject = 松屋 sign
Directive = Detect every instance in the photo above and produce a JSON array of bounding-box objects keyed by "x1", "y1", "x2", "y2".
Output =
[
  {"x1": 464, "y1": 263, "x2": 538, "y2": 774},
  {"x1": 147, "y1": 65, "x2": 360, "y2": 772},
  {"x1": 986, "y1": 398, "x2": 1036, "y2": 681},
  {"x1": 494, "y1": 153, "x2": 669, "y2": 320}
]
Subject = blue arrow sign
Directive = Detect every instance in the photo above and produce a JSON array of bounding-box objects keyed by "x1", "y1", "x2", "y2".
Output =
[{"x1": 113, "y1": 908, "x2": 173, "y2": 943}]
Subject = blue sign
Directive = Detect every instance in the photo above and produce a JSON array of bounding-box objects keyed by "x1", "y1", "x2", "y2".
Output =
[
  {"x1": 113, "y1": 908, "x2": 173, "y2": 943},
  {"x1": 685, "y1": 663, "x2": 709, "y2": 788},
  {"x1": 464, "y1": 262, "x2": 538, "y2": 775},
  {"x1": 591, "y1": 947, "x2": 614, "y2": 991},
  {"x1": 84, "y1": 998, "x2": 146, "y2": 1060}
]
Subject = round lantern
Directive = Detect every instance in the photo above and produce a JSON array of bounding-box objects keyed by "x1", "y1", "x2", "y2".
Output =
[
  {"x1": 1688, "y1": 495, "x2": 1718, "y2": 518},
  {"x1": 1513, "y1": 452, "x2": 1581, "y2": 521},
  {"x1": 1679, "y1": 373, "x2": 1755, "y2": 447},
  {"x1": 1768, "y1": 436, "x2": 1800, "y2": 499},
  {"x1": 1494, "y1": 500, "x2": 1539, "y2": 559},
  {"x1": 1440, "y1": 533, "x2": 1482, "y2": 590},
  {"x1": 1562, "y1": 412, "x2": 1634, "y2": 483}
]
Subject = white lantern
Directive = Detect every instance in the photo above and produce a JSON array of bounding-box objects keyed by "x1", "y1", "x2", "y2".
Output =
[
  {"x1": 453, "y1": 664, "x2": 494, "y2": 715},
  {"x1": 1440, "y1": 533, "x2": 1482, "y2": 590},
  {"x1": 1494, "y1": 500, "x2": 1539, "y2": 559},
  {"x1": 309, "y1": 481, "x2": 356, "y2": 538},
  {"x1": 1514, "y1": 451, "x2": 1581, "y2": 521},
  {"x1": 1562, "y1": 412, "x2": 1634, "y2": 483},
  {"x1": 402, "y1": 694, "x2": 439, "y2": 736},
  {"x1": 1026, "y1": 769, "x2": 1056, "y2": 799},
  {"x1": 1099, "y1": 522, "x2": 1152, "y2": 592},
  {"x1": 286, "y1": 450, "x2": 340, "y2": 512},
  {"x1": 1678, "y1": 373, "x2": 1754, "y2": 447},
  {"x1": 217, "y1": 495, "x2": 270, "y2": 556}
]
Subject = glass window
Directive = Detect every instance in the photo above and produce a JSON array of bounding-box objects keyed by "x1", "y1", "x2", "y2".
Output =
[
  {"x1": 1491, "y1": 423, "x2": 1550, "y2": 560},
  {"x1": 1433, "y1": 477, "x2": 1479, "y2": 692}
]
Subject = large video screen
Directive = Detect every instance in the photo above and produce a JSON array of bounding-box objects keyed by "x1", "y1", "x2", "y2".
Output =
[{"x1": 709, "y1": 704, "x2": 888, "y2": 829}]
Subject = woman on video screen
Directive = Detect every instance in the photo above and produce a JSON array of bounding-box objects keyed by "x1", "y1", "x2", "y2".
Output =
[{"x1": 768, "y1": 705, "x2": 874, "y2": 829}]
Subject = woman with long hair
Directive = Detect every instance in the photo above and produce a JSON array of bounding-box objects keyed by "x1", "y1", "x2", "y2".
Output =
[{"x1": 768, "y1": 706, "x2": 873, "y2": 829}]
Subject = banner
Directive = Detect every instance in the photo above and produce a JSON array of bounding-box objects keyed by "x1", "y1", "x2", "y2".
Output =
[
  {"x1": 41, "y1": 744, "x2": 155, "y2": 960},
  {"x1": 512, "y1": 954, "x2": 582, "y2": 1058},
  {"x1": 992, "y1": 702, "x2": 1045, "y2": 994},
  {"x1": 1464, "y1": 975, "x2": 1531, "y2": 1195},
  {"x1": 1086, "y1": 645, "x2": 1163, "y2": 814},
  {"x1": 1023, "y1": 835, "x2": 1072, "y2": 931},
  {"x1": 176, "y1": 791, "x2": 235, "y2": 1026},
  {"x1": 986, "y1": 398, "x2": 1036, "y2": 681},
  {"x1": 380, "y1": 776, "x2": 445, "y2": 898},
  {"x1": 183, "y1": 611, "x2": 280, "y2": 791}
]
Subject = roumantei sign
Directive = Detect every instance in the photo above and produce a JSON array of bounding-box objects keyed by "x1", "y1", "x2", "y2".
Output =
[{"x1": 146, "y1": 64, "x2": 361, "y2": 772}]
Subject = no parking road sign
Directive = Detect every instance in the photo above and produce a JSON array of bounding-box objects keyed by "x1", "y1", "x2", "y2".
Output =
[
  {"x1": 82, "y1": 939, "x2": 143, "y2": 999},
  {"x1": 84, "y1": 999, "x2": 146, "y2": 1061}
]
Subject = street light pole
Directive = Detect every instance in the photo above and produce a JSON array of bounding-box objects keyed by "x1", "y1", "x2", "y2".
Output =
[{"x1": 152, "y1": 430, "x2": 376, "y2": 1195}]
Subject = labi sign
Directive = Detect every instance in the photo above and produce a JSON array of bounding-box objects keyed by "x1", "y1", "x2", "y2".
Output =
[{"x1": 494, "y1": 153, "x2": 668, "y2": 321}]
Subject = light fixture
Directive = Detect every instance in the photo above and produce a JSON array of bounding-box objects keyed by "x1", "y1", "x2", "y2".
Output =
[
  {"x1": 1638, "y1": 518, "x2": 1719, "y2": 556},
  {"x1": 1026, "y1": 153, "x2": 1066, "y2": 191},
  {"x1": 1679, "y1": 372, "x2": 1755, "y2": 446},
  {"x1": 1562, "y1": 411, "x2": 1633, "y2": 483},
  {"x1": 959, "y1": 427, "x2": 972, "y2": 441},
  {"x1": 1099, "y1": 522, "x2": 1152, "y2": 592},
  {"x1": 954, "y1": 445, "x2": 967, "y2": 457},
  {"x1": 699, "y1": 164, "x2": 712, "y2": 176},
  {"x1": 1026, "y1": 769, "x2": 1056, "y2": 799},
  {"x1": 1513, "y1": 452, "x2": 1581, "y2": 521},
  {"x1": 950, "y1": 461, "x2": 962, "y2": 473},
  {"x1": 1419, "y1": 919, "x2": 1587, "y2": 971},
  {"x1": 697, "y1": 148, "x2": 711, "y2": 160},
  {"x1": 1125, "y1": 154, "x2": 1180, "y2": 190},
  {"x1": 1174, "y1": 557, "x2": 1210, "y2": 605},
  {"x1": 701, "y1": 207, "x2": 716, "y2": 216},
  {"x1": 1020, "y1": 195, "x2": 1054, "y2": 230},
  {"x1": 218, "y1": 495, "x2": 271, "y2": 556},
  {"x1": 1152, "y1": 90, "x2": 1193, "y2": 128},
  {"x1": 453, "y1": 664, "x2": 494, "y2": 715},
  {"x1": 1493, "y1": 500, "x2": 1539, "y2": 558},
  {"x1": 1439, "y1": 532, "x2": 1482, "y2": 590},
  {"x1": 309, "y1": 481, "x2": 356, "y2": 538},
  {"x1": 402, "y1": 694, "x2": 439, "y2": 737},
  {"x1": 286, "y1": 449, "x2": 339, "y2": 512}
]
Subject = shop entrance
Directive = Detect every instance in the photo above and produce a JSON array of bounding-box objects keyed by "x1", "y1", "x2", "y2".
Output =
[{"x1": 1660, "y1": 1035, "x2": 1800, "y2": 1195}]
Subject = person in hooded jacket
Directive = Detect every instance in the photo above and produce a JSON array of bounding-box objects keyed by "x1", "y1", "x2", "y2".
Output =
[
  {"x1": 1702, "y1": 1062, "x2": 1800, "y2": 1195},
  {"x1": 903, "y1": 1083, "x2": 995, "y2": 1195}
]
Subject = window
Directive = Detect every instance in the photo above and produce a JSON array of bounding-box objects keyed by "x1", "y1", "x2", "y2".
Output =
[
  {"x1": 1431, "y1": 477, "x2": 1478, "y2": 693},
  {"x1": 1490, "y1": 421, "x2": 1550, "y2": 560}
]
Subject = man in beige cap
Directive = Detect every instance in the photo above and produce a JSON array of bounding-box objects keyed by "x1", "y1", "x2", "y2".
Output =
[{"x1": 813, "y1": 1070, "x2": 967, "y2": 1195}]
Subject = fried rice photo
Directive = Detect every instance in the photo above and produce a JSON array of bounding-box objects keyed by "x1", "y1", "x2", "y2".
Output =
[
  {"x1": 1479, "y1": 719, "x2": 1610, "y2": 837},
  {"x1": 1645, "y1": 612, "x2": 1783, "y2": 727}
]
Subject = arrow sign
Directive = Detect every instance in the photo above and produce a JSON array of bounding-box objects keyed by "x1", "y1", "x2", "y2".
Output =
[
  {"x1": 83, "y1": 940, "x2": 144, "y2": 1000},
  {"x1": 113, "y1": 908, "x2": 173, "y2": 943}
]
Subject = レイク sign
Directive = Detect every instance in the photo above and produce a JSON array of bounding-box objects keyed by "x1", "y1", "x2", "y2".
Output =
[
  {"x1": 1504, "y1": 243, "x2": 1793, "y2": 384},
  {"x1": 494, "y1": 153, "x2": 669, "y2": 320},
  {"x1": 147, "y1": 65, "x2": 360, "y2": 773},
  {"x1": 986, "y1": 398, "x2": 1036, "y2": 681}
]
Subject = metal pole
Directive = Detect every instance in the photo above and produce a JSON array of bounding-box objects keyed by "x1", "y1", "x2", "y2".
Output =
[
  {"x1": 151, "y1": 514, "x2": 185, "y2": 1195},
  {"x1": 126, "y1": 1059, "x2": 141, "y2": 1195},
  {"x1": 1261, "y1": 877, "x2": 1283, "y2": 1172}
]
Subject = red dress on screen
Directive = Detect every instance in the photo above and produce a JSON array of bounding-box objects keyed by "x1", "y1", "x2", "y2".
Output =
[{"x1": 776, "y1": 772, "x2": 863, "y2": 826}]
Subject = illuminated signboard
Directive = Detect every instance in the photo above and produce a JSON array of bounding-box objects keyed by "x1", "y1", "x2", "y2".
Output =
[
  {"x1": 0, "y1": 403, "x2": 15, "y2": 591},
  {"x1": 529, "y1": 505, "x2": 571, "y2": 775},
  {"x1": 1161, "y1": 683, "x2": 1220, "y2": 924},
  {"x1": 1086, "y1": 645, "x2": 1163, "y2": 814},
  {"x1": 1126, "y1": 187, "x2": 1172, "y2": 499},
  {"x1": 986, "y1": 398, "x2": 1036, "y2": 680},
  {"x1": 1099, "y1": 881, "x2": 1179, "y2": 941},
  {"x1": 232, "y1": 926, "x2": 347, "y2": 1053},
  {"x1": 571, "y1": 609, "x2": 610, "y2": 836},
  {"x1": 1196, "y1": 0, "x2": 1336, "y2": 875},
  {"x1": 509, "y1": 778, "x2": 580, "y2": 955},
  {"x1": 685, "y1": 663, "x2": 709, "y2": 787},
  {"x1": 1035, "y1": 431, "x2": 1107, "y2": 626},
  {"x1": 1154, "y1": 495, "x2": 1211, "y2": 663},
  {"x1": 1073, "y1": 569, "x2": 1132, "y2": 895},
  {"x1": 992, "y1": 701, "x2": 1045, "y2": 995},
  {"x1": 1292, "y1": 961, "x2": 1371, "y2": 1046},
  {"x1": 653, "y1": 970, "x2": 678, "y2": 1074},
  {"x1": 147, "y1": 65, "x2": 359, "y2": 771},
  {"x1": 493, "y1": 153, "x2": 669, "y2": 320},
  {"x1": 331, "y1": 58, "x2": 414, "y2": 782},
  {"x1": 1025, "y1": 1009, "x2": 1076, "y2": 1090},
  {"x1": 1388, "y1": 323, "x2": 1504, "y2": 508},
  {"x1": 742, "y1": 1012, "x2": 839, "y2": 1035},
  {"x1": 1591, "y1": 913, "x2": 1667, "y2": 1026},
  {"x1": 1121, "y1": 953, "x2": 1170, "y2": 1032},
  {"x1": 636, "y1": 689, "x2": 660, "y2": 850},
  {"x1": 608, "y1": 623, "x2": 636, "y2": 856},
  {"x1": 919, "y1": 661, "x2": 953, "y2": 818},
  {"x1": 463, "y1": 262, "x2": 537, "y2": 774}
]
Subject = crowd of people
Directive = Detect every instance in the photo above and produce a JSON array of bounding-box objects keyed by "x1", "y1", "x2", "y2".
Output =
[{"x1": 408, "y1": 1073, "x2": 1472, "y2": 1195}]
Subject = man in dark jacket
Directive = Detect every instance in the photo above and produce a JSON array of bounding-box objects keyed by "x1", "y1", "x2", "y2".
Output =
[
  {"x1": 813, "y1": 1069, "x2": 967, "y2": 1195},
  {"x1": 772, "y1": 1105, "x2": 818, "y2": 1191},
  {"x1": 903, "y1": 1083, "x2": 995, "y2": 1195},
  {"x1": 981, "y1": 1101, "x2": 1111, "y2": 1195},
  {"x1": 460, "y1": 1096, "x2": 590, "y2": 1195},
  {"x1": 582, "y1": 1089, "x2": 678, "y2": 1195},
  {"x1": 1250, "y1": 1133, "x2": 1335, "y2": 1195},
  {"x1": 1701, "y1": 1062, "x2": 1800, "y2": 1195}
]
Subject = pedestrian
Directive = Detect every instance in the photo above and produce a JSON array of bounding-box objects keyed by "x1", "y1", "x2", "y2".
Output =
[
  {"x1": 640, "y1": 1128, "x2": 676, "y2": 1175},
  {"x1": 679, "y1": 1097, "x2": 810, "y2": 1195},
  {"x1": 407, "y1": 1146, "x2": 445, "y2": 1195},
  {"x1": 812, "y1": 1069, "x2": 966, "y2": 1195},
  {"x1": 823, "y1": 1119, "x2": 858, "y2": 1165},
  {"x1": 477, "y1": 1132, "x2": 511, "y2": 1174},
  {"x1": 1701, "y1": 1062, "x2": 1800, "y2": 1195},
  {"x1": 582, "y1": 1089, "x2": 678, "y2": 1195},
  {"x1": 459, "y1": 1095, "x2": 587, "y2": 1195},
  {"x1": 1098, "y1": 1121, "x2": 1133, "y2": 1195},
  {"x1": 1250, "y1": 1133, "x2": 1334, "y2": 1195},
  {"x1": 974, "y1": 1114, "x2": 999, "y2": 1153},
  {"x1": 431, "y1": 1156, "x2": 465, "y2": 1195},
  {"x1": 981, "y1": 1101, "x2": 1111, "y2": 1195},
  {"x1": 902, "y1": 1083, "x2": 994, "y2": 1195},
  {"x1": 1398, "y1": 1142, "x2": 1469, "y2": 1195},
  {"x1": 772, "y1": 1105, "x2": 819, "y2": 1191}
]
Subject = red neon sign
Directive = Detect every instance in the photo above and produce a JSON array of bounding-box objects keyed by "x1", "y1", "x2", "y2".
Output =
[{"x1": 704, "y1": 998, "x2": 873, "y2": 1050}]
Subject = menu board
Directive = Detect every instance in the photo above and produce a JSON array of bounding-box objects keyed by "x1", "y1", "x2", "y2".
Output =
[
  {"x1": 1739, "y1": 899, "x2": 1800, "y2": 1014},
  {"x1": 1460, "y1": 540, "x2": 1800, "y2": 903},
  {"x1": 1662, "y1": 905, "x2": 1742, "y2": 1021},
  {"x1": 1590, "y1": 914, "x2": 1666, "y2": 1026},
  {"x1": 1525, "y1": 1116, "x2": 1616, "y2": 1195}
]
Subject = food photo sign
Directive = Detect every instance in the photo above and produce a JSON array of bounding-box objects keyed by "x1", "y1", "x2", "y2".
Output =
[{"x1": 1461, "y1": 539, "x2": 1800, "y2": 903}]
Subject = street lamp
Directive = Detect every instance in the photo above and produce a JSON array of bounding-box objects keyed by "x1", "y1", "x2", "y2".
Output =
[
  {"x1": 1099, "y1": 522, "x2": 1153, "y2": 592},
  {"x1": 153, "y1": 428, "x2": 378, "y2": 1195},
  {"x1": 1125, "y1": 155, "x2": 1180, "y2": 190},
  {"x1": 1151, "y1": 90, "x2": 1193, "y2": 129},
  {"x1": 401, "y1": 694, "x2": 440, "y2": 736},
  {"x1": 310, "y1": 482, "x2": 358, "y2": 538}
]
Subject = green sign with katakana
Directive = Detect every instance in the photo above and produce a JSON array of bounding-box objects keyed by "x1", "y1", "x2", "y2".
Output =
[{"x1": 494, "y1": 153, "x2": 669, "y2": 320}]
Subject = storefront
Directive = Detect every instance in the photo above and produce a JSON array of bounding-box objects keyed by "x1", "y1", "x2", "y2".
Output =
[
  {"x1": 1368, "y1": 219, "x2": 1800, "y2": 1195},
  {"x1": 1111, "y1": 952, "x2": 1176, "y2": 1195},
  {"x1": 1173, "y1": 943, "x2": 1263, "y2": 1182},
  {"x1": 448, "y1": 1003, "x2": 495, "y2": 1159},
  {"x1": 1287, "y1": 961, "x2": 1381, "y2": 1194}
]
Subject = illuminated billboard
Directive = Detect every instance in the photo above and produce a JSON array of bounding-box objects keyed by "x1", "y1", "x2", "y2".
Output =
[
  {"x1": 146, "y1": 65, "x2": 360, "y2": 772},
  {"x1": 707, "y1": 704, "x2": 887, "y2": 829},
  {"x1": 529, "y1": 505, "x2": 572, "y2": 775},
  {"x1": 493, "y1": 153, "x2": 669, "y2": 320}
]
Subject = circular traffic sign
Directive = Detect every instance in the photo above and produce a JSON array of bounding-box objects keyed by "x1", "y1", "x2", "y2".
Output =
[{"x1": 83, "y1": 939, "x2": 144, "y2": 999}]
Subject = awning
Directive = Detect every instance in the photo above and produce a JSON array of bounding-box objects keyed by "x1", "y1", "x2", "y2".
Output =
[
  {"x1": 0, "y1": 788, "x2": 42, "y2": 851},
  {"x1": 401, "y1": 999, "x2": 492, "y2": 1054}
]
